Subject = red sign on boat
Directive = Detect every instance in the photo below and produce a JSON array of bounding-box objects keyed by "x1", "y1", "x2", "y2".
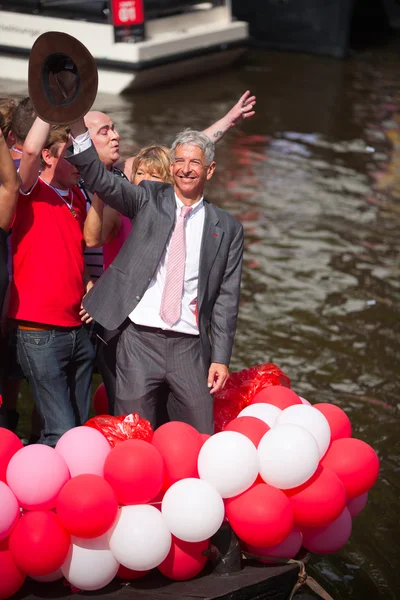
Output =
[{"x1": 110, "y1": 0, "x2": 145, "y2": 43}]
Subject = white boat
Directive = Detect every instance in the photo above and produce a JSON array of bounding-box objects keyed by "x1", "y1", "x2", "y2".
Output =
[{"x1": 0, "y1": 0, "x2": 248, "y2": 94}]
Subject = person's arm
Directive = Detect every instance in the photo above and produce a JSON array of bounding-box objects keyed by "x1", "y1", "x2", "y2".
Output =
[
  {"x1": 202, "y1": 90, "x2": 256, "y2": 144},
  {"x1": 0, "y1": 129, "x2": 19, "y2": 231},
  {"x1": 84, "y1": 195, "x2": 121, "y2": 247},
  {"x1": 18, "y1": 117, "x2": 51, "y2": 193},
  {"x1": 68, "y1": 119, "x2": 147, "y2": 220},
  {"x1": 208, "y1": 222, "x2": 244, "y2": 393}
]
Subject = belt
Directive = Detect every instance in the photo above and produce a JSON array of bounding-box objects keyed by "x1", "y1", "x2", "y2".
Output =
[
  {"x1": 132, "y1": 322, "x2": 199, "y2": 338},
  {"x1": 13, "y1": 320, "x2": 81, "y2": 332}
]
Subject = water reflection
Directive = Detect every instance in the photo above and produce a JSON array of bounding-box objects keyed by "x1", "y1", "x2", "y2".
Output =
[{"x1": 1, "y1": 38, "x2": 400, "y2": 599}]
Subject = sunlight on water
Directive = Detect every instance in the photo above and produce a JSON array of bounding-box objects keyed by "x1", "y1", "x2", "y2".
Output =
[{"x1": 1, "y1": 38, "x2": 400, "y2": 599}]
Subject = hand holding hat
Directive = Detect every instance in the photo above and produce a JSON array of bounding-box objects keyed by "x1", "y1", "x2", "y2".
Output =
[{"x1": 28, "y1": 31, "x2": 98, "y2": 126}]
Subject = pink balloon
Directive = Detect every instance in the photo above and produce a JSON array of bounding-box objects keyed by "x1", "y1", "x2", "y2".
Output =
[
  {"x1": 0, "y1": 481, "x2": 19, "y2": 541},
  {"x1": 6, "y1": 445, "x2": 69, "y2": 510},
  {"x1": 248, "y1": 527, "x2": 303, "y2": 564},
  {"x1": 302, "y1": 507, "x2": 352, "y2": 554},
  {"x1": 55, "y1": 426, "x2": 111, "y2": 477},
  {"x1": 347, "y1": 492, "x2": 368, "y2": 518}
]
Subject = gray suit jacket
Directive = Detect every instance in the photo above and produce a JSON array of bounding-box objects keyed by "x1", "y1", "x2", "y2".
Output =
[{"x1": 68, "y1": 144, "x2": 244, "y2": 368}]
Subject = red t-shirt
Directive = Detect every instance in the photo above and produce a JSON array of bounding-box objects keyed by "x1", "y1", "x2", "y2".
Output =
[{"x1": 8, "y1": 178, "x2": 87, "y2": 326}]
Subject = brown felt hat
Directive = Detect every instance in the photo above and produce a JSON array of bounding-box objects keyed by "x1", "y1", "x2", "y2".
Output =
[{"x1": 28, "y1": 31, "x2": 98, "y2": 126}]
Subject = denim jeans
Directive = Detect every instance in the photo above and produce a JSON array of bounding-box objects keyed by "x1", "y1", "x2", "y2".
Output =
[{"x1": 17, "y1": 326, "x2": 95, "y2": 446}]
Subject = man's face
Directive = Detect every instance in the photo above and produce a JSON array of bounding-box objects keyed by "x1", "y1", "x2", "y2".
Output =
[
  {"x1": 84, "y1": 111, "x2": 120, "y2": 168},
  {"x1": 53, "y1": 143, "x2": 81, "y2": 188},
  {"x1": 171, "y1": 143, "x2": 215, "y2": 202}
]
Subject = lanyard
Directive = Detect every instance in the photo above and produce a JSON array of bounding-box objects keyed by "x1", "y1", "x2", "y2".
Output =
[{"x1": 40, "y1": 178, "x2": 77, "y2": 218}]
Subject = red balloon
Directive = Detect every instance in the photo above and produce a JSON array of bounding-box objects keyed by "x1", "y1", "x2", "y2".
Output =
[
  {"x1": 199, "y1": 433, "x2": 211, "y2": 445},
  {"x1": 152, "y1": 422, "x2": 203, "y2": 489},
  {"x1": 93, "y1": 383, "x2": 109, "y2": 416},
  {"x1": 104, "y1": 439, "x2": 164, "y2": 505},
  {"x1": 321, "y1": 438, "x2": 380, "y2": 499},
  {"x1": 0, "y1": 540, "x2": 26, "y2": 599},
  {"x1": 251, "y1": 387, "x2": 302, "y2": 410},
  {"x1": 117, "y1": 565, "x2": 150, "y2": 580},
  {"x1": 9, "y1": 511, "x2": 71, "y2": 576},
  {"x1": 225, "y1": 483, "x2": 294, "y2": 547},
  {"x1": 158, "y1": 536, "x2": 209, "y2": 581},
  {"x1": 0, "y1": 429, "x2": 23, "y2": 483},
  {"x1": 224, "y1": 416, "x2": 270, "y2": 447},
  {"x1": 314, "y1": 403, "x2": 352, "y2": 441},
  {"x1": 285, "y1": 467, "x2": 347, "y2": 528},
  {"x1": 56, "y1": 474, "x2": 118, "y2": 538}
]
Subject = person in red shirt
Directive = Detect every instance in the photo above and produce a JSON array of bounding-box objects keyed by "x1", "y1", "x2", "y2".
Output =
[{"x1": 9, "y1": 116, "x2": 95, "y2": 446}]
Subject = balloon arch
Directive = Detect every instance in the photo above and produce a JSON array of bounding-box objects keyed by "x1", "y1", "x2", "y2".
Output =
[{"x1": 0, "y1": 363, "x2": 379, "y2": 597}]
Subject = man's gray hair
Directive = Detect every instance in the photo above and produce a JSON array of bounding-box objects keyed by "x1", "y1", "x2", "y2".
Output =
[{"x1": 170, "y1": 129, "x2": 215, "y2": 165}]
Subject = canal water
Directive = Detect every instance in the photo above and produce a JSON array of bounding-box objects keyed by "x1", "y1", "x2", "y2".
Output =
[{"x1": 1, "y1": 37, "x2": 400, "y2": 599}]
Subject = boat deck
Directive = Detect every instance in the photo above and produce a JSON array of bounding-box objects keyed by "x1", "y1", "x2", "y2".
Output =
[{"x1": 14, "y1": 556, "x2": 309, "y2": 600}]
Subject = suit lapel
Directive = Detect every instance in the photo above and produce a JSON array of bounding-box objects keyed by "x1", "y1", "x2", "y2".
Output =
[
  {"x1": 198, "y1": 200, "x2": 223, "y2": 308},
  {"x1": 157, "y1": 187, "x2": 176, "y2": 248}
]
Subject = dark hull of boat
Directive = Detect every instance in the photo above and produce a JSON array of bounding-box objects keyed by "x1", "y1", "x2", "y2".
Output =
[
  {"x1": 232, "y1": 0, "x2": 400, "y2": 58},
  {"x1": 14, "y1": 553, "x2": 309, "y2": 600},
  {"x1": 231, "y1": 0, "x2": 354, "y2": 59}
]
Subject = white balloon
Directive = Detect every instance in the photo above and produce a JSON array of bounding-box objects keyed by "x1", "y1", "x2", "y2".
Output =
[
  {"x1": 275, "y1": 405, "x2": 331, "y2": 458},
  {"x1": 162, "y1": 478, "x2": 224, "y2": 542},
  {"x1": 198, "y1": 431, "x2": 259, "y2": 498},
  {"x1": 258, "y1": 424, "x2": 320, "y2": 489},
  {"x1": 238, "y1": 403, "x2": 282, "y2": 427},
  {"x1": 109, "y1": 505, "x2": 171, "y2": 571},
  {"x1": 61, "y1": 534, "x2": 119, "y2": 591},
  {"x1": 31, "y1": 569, "x2": 63, "y2": 582}
]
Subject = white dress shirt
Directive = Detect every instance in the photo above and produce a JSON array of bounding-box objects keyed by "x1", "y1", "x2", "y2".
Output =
[
  {"x1": 71, "y1": 130, "x2": 205, "y2": 335},
  {"x1": 130, "y1": 194, "x2": 204, "y2": 335},
  {"x1": 72, "y1": 130, "x2": 92, "y2": 153}
]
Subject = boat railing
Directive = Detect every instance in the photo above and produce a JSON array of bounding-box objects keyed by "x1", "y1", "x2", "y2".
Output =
[{"x1": 0, "y1": 0, "x2": 228, "y2": 24}]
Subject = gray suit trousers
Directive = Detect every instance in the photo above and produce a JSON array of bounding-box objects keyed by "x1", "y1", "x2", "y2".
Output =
[{"x1": 115, "y1": 322, "x2": 214, "y2": 434}]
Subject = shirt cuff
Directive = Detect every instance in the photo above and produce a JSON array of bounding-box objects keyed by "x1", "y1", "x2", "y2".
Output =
[{"x1": 71, "y1": 130, "x2": 92, "y2": 154}]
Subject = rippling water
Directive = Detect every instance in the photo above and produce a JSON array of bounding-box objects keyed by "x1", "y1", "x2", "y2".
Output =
[{"x1": 2, "y1": 37, "x2": 400, "y2": 599}]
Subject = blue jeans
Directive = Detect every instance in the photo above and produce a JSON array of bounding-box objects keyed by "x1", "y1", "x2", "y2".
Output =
[{"x1": 17, "y1": 326, "x2": 95, "y2": 446}]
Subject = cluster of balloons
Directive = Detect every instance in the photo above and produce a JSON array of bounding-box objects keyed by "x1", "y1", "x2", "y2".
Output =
[{"x1": 0, "y1": 382, "x2": 380, "y2": 599}]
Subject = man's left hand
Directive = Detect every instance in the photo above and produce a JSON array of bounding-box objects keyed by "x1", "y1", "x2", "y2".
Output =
[
  {"x1": 208, "y1": 362, "x2": 229, "y2": 394},
  {"x1": 227, "y1": 90, "x2": 256, "y2": 128},
  {"x1": 80, "y1": 279, "x2": 95, "y2": 323}
]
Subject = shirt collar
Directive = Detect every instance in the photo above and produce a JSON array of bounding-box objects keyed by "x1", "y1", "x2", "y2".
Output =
[{"x1": 174, "y1": 193, "x2": 204, "y2": 216}]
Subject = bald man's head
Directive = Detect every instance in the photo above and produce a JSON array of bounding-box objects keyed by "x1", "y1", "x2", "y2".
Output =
[{"x1": 84, "y1": 111, "x2": 120, "y2": 168}]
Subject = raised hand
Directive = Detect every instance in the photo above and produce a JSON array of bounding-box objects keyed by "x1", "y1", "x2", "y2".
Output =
[
  {"x1": 227, "y1": 90, "x2": 256, "y2": 128},
  {"x1": 203, "y1": 90, "x2": 256, "y2": 143}
]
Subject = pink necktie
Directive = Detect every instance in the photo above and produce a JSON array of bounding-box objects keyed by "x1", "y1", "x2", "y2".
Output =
[{"x1": 160, "y1": 205, "x2": 193, "y2": 327}]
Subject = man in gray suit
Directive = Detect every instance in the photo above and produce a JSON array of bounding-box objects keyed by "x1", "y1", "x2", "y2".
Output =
[{"x1": 68, "y1": 120, "x2": 244, "y2": 434}]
